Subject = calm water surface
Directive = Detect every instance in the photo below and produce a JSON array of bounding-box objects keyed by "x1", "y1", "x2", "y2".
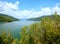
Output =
[{"x1": 0, "y1": 21, "x2": 39, "y2": 38}]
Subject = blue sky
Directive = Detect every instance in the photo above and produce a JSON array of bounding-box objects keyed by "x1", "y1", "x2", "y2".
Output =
[
  {"x1": 1, "y1": 0, "x2": 60, "y2": 10},
  {"x1": 0, "y1": 0, "x2": 60, "y2": 19}
]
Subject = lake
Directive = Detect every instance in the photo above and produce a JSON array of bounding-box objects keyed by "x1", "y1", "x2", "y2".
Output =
[{"x1": 0, "y1": 21, "x2": 39, "y2": 38}]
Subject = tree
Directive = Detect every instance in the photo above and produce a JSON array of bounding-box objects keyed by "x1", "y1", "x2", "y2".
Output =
[
  {"x1": 40, "y1": 15, "x2": 60, "y2": 44},
  {"x1": 19, "y1": 26, "x2": 30, "y2": 44}
]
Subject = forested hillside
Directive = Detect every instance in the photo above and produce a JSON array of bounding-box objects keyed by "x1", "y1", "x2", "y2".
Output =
[{"x1": 0, "y1": 14, "x2": 19, "y2": 22}]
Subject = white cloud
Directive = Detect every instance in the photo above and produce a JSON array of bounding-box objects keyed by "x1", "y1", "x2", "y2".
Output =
[
  {"x1": 0, "y1": 1, "x2": 20, "y2": 18},
  {"x1": 0, "y1": 1, "x2": 60, "y2": 19},
  {"x1": 52, "y1": 6, "x2": 60, "y2": 14}
]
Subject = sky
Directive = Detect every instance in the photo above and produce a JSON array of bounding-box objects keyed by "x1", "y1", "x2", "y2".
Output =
[{"x1": 0, "y1": 0, "x2": 60, "y2": 19}]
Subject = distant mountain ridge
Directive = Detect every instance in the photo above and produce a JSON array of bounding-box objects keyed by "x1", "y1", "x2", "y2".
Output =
[
  {"x1": 0, "y1": 14, "x2": 20, "y2": 22},
  {"x1": 28, "y1": 16, "x2": 46, "y2": 21},
  {"x1": 28, "y1": 15, "x2": 53, "y2": 21},
  {"x1": 28, "y1": 12, "x2": 60, "y2": 21}
]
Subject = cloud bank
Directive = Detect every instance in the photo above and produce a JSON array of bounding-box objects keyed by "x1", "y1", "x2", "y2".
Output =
[{"x1": 0, "y1": 1, "x2": 60, "y2": 19}]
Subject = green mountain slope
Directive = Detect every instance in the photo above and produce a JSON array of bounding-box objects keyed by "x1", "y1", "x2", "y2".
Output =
[
  {"x1": 28, "y1": 12, "x2": 60, "y2": 21},
  {"x1": 28, "y1": 16, "x2": 46, "y2": 21},
  {"x1": 0, "y1": 14, "x2": 20, "y2": 22}
]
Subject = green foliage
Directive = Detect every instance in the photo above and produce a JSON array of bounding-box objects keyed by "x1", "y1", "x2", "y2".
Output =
[
  {"x1": 19, "y1": 26, "x2": 30, "y2": 44},
  {"x1": 20, "y1": 12, "x2": 60, "y2": 44},
  {"x1": 0, "y1": 12, "x2": 60, "y2": 44},
  {"x1": 0, "y1": 31, "x2": 13, "y2": 44}
]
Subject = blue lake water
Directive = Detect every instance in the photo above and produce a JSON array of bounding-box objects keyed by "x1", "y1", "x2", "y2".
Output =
[{"x1": 0, "y1": 21, "x2": 39, "y2": 38}]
